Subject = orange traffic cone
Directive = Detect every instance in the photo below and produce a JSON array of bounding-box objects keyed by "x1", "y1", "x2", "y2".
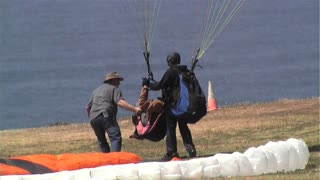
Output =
[{"x1": 207, "y1": 81, "x2": 218, "y2": 111}]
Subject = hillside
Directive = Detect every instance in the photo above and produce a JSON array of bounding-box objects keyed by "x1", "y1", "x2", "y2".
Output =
[{"x1": 0, "y1": 97, "x2": 319, "y2": 179}]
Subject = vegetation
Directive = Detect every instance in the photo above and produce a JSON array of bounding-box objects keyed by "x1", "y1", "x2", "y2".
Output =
[{"x1": 0, "y1": 97, "x2": 319, "y2": 179}]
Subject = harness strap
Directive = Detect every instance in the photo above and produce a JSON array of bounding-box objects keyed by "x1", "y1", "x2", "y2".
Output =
[{"x1": 147, "y1": 110, "x2": 165, "y2": 133}]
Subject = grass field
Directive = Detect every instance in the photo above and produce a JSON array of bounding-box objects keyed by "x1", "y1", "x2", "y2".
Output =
[{"x1": 0, "y1": 97, "x2": 319, "y2": 179}]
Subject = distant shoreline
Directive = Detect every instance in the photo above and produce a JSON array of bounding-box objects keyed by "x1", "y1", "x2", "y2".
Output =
[{"x1": 1, "y1": 97, "x2": 318, "y2": 131}]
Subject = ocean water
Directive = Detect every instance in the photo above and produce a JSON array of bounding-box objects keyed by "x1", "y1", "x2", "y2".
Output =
[{"x1": 0, "y1": 0, "x2": 318, "y2": 130}]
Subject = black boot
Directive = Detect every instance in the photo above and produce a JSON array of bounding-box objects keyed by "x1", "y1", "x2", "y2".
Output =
[
  {"x1": 99, "y1": 142, "x2": 111, "y2": 153},
  {"x1": 186, "y1": 145, "x2": 196, "y2": 158},
  {"x1": 161, "y1": 152, "x2": 180, "y2": 161}
]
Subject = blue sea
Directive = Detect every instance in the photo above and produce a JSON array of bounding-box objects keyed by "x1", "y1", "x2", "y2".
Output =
[{"x1": 0, "y1": 0, "x2": 319, "y2": 130}]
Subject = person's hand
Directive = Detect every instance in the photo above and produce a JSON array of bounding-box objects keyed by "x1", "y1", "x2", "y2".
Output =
[
  {"x1": 142, "y1": 77, "x2": 150, "y2": 87},
  {"x1": 135, "y1": 107, "x2": 142, "y2": 115},
  {"x1": 86, "y1": 106, "x2": 91, "y2": 117}
]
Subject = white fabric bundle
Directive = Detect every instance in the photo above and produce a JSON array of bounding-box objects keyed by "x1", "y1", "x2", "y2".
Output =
[{"x1": 1, "y1": 138, "x2": 309, "y2": 180}]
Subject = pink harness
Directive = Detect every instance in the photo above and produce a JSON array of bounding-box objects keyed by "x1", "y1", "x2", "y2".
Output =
[{"x1": 136, "y1": 110, "x2": 164, "y2": 135}]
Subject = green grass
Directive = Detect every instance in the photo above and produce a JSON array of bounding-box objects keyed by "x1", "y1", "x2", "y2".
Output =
[{"x1": 0, "y1": 97, "x2": 319, "y2": 179}]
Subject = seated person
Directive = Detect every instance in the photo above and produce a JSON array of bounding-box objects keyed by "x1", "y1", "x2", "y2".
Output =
[{"x1": 130, "y1": 78, "x2": 166, "y2": 141}]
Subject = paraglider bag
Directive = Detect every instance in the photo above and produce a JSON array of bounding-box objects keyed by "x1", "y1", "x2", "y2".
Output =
[{"x1": 170, "y1": 70, "x2": 207, "y2": 124}]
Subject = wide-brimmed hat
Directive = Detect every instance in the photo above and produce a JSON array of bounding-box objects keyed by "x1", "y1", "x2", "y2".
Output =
[{"x1": 105, "y1": 72, "x2": 124, "y2": 82}]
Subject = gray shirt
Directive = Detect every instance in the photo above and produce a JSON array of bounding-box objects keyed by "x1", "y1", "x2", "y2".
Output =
[{"x1": 87, "y1": 83, "x2": 124, "y2": 121}]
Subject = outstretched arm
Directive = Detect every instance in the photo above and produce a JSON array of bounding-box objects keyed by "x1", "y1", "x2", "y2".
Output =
[
  {"x1": 117, "y1": 99, "x2": 141, "y2": 114},
  {"x1": 149, "y1": 68, "x2": 173, "y2": 91}
]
